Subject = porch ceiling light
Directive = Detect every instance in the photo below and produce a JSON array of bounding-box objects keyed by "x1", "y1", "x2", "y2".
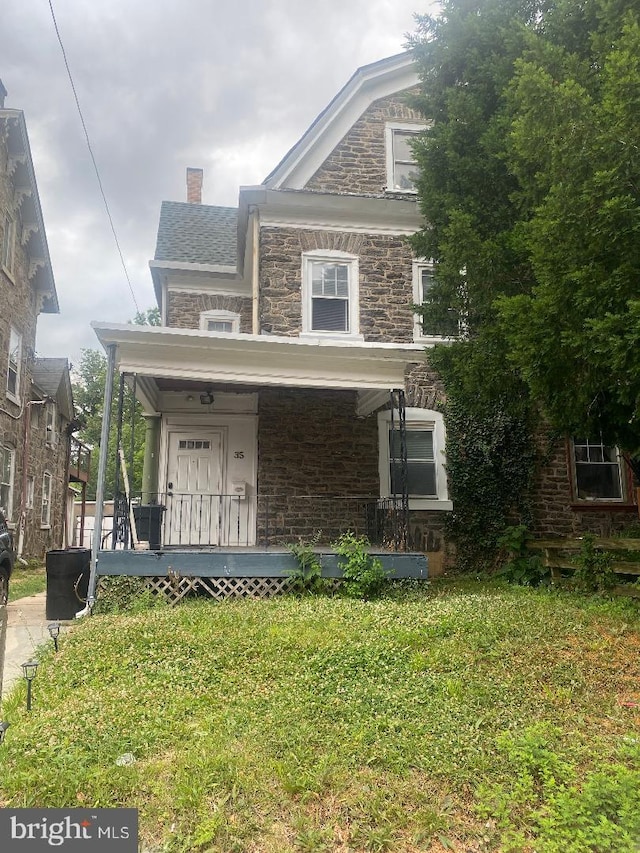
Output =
[
  {"x1": 199, "y1": 390, "x2": 214, "y2": 406},
  {"x1": 0, "y1": 721, "x2": 10, "y2": 744},
  {"x1": 48, "y1": 621, "x2": 61, "y2": 652}
]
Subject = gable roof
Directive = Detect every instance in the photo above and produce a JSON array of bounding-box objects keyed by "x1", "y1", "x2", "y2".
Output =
[
  {"x1": 154, "y1": 201, "x2": 238, "y2": 267},
  {"x1": 264, "y1": 51, "x2": 419, "y2": 191},
  {"x1": 32, "y1": 357, "x2": 73, "y2": 421},
  {"x1": 0, "y1": 109, "x2": 59, "y2": 313}
]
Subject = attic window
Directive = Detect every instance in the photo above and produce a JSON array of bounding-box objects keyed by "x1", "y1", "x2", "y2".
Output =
[
  {"x1": 385, "y1": 123, "x2": 424, "y2": 193},
  {"x1": 200, "y1": 310, "x2": 240, "y2": 333}
]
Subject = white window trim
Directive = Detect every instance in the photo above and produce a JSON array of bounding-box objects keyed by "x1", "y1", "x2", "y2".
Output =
[
  {"x1": 0, "y1": 445, "x2": 15, "y2": 521},
  {"x1": 41, "y1": 470, "x2": 52, "y2": 528},
  {"x1": 384, "y1": 122, "x2": 426, "y2": 195},
  {"x1": 199, "y1": 309, "x2": 240, "y2": 333},
  {"x1": 412, "y1": 259, "x2": 459, "y2": 343},
  {"x1": 2, "y1": 213, "x2": 15, "y2": 279},
  {"x1": 26, "y1": 475, "x2": 34, "y2": 510},
  {"x1": 301, "y1": 249, "x2": 362, "y2": 340},
  {"x1": 378, "y1": 407, "x2": 452, "y2": 510},
  {"x1": 46, "y1": 401, "x2": 58, "y2": 447},
  {"x1": 6, "y1": 326, "x2": 21, "y2": 403}
]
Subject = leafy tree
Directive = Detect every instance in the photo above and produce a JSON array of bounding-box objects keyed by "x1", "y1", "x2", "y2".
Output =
[
  {"x1": 408, "y1": 0, "x2": 640, "y2": 563},
  {"x1": 498, "y1": 13, "x2": 640, "y2": 468},
  {"x1": 72, "y1": 308, "x2": 159, "y2": 499}
]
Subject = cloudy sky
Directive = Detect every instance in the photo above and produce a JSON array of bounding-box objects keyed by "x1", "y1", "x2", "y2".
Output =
[{"x1": 2, "y1": 0, "x2": 437, "y2": 369}]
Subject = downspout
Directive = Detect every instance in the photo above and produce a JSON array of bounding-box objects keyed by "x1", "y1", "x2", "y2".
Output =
[
  {"x1": 77, "y1": 342, "x2": 117, "y2": 618},
  {"x1": 250, "y1": 206, "x2": 260, "y2": 335}
]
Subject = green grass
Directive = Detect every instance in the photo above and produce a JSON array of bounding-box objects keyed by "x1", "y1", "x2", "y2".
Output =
[
  {"x1": 0, "y1": 580, "x2": 639, "y2": 851},
  {"x1": 9, "y1": 562, "x2": 46, "y2": 600}
]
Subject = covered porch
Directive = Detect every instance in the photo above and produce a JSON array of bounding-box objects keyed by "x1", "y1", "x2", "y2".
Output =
[{"x1": 87, "y1": 324, "x2": 430, "y2": 604}]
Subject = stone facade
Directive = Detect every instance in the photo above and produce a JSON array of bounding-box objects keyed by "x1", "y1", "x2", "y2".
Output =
[
  {"x1": 0, "y1": 115, "x2": 69, "y2": 558},
  {"x1": 306, "y1": 91, "x2": 422, "y2": 195},
  {"x1": 531, "y1": 431, "x2": 637, "y2": 538},
  {"x1": 260, "y1": 226, "x2": 416, "y2": 342},
  {"x1": 167, "y1": 291, "x2": 252, "y2": 332},
  {"x1": 257, "y1": 388, "x2": 380, "y2": 543}
]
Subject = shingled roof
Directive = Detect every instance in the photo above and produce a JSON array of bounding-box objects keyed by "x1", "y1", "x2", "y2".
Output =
[
  {"x1": 154, "y1": 201, "x2": 238, "y2": 266},
  {"x1": 32, "y1": 358, "x2": 73, "y2": 420}
]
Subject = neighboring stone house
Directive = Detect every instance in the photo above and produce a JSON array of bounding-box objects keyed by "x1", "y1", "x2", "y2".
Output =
[
  {"x1": 0, "y1": 83, "x2": 77, "y2": 558},
  {"x1": 93, "y1": 52, "x2": 637, "y2": 563}
]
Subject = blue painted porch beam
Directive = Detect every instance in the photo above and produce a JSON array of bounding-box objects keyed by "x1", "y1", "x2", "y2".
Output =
[{"x1": 96, "y1": 549, "x2": 428, "y2": 579}]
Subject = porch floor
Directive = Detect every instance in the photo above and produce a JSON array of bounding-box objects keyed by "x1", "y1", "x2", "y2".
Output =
[{"x1": 96, "y1": 547, "x2": 428, "y2": 579}]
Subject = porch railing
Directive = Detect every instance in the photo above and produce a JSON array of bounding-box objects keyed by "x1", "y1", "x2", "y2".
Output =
[{"x1": 115, "y1": 492, "x2": 411, "y2": 551}]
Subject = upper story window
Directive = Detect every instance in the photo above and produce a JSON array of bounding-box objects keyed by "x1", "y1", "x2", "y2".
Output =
[
  {"x1": 0, "y1": 444, "x2": 15, "y2": 520},
  {"x1": 302, "y1": 250, "x2": 361, "y2": 339},
  {"x1": 413, "y1": 261, "x2": 460, "y2": 340},
  {"x1": 7, "y1": 327, "x2": 21, "y2": 400},
  {"x1": 378, "y1": 408, "x2": 452, "y2": 510},
  {"x1": 385, "y1": 123, "x2": 424, "y2": 193},
  {"x1": 572, "y1": 438, "x2": 624, "y2": 502},
  {"x1": 46, "y1": 402, "x2": 58, "y2": 446},
  {"x1": 41, "y1": 470, "x2": 52, "y2": 527},
  {"x1": 200, "y1": 310, "x2": 240, "y2": 333},
  {"x1": 2, "y1": 214, "x2": 15, "y2": 277}
]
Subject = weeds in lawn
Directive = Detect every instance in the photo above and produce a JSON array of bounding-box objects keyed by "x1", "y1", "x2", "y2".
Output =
[
  {"x1": 333, "y1": 531, "x2": 388, "y2": 599},
  {"x1": 0, "y1": 581, "x2": 638, "y2": 851},
  {"x1": 571, "y1": 534, "x2": 616, "y2": 593},
  {"x1": 285, "y1": 532, "x2": 328, "y2": 595}
]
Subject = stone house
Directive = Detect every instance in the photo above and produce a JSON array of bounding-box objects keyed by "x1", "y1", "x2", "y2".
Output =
[
  {"x1": 0, "y1": 83, "x2": 81, "y2": 558},
  {"x1": 93, "y1": 52, "x2": 637, "y2": 568}
]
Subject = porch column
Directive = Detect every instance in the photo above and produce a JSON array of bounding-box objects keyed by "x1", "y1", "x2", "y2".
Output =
[
  {"x1": 85, "y1": 342, "x2": 117, "y2": 614},
  {"x1": 141, "y1": 414, "x2": 161, "y2": 503}
]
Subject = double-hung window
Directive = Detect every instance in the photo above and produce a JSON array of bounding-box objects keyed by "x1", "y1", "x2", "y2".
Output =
[
  {"x1": 2, "y1": 214, "x2": 15, "y2": 276},
  {"x1": 385, "y1": 123, "x2": 425, "y2": 193},
  {"x1": 7, "y1": 327, "x2": 21, "y2": 400},
  {"x1": 0, "y1": 445, "x2": 14, "y2": 520},
  {"x1": 302, "y1": 250, "x2": 360, "y2": 337},
  {"x1": 572, "y1": 438, "x2": 624, "y2": 501},
  {"x1": 378, "y1": 408, "x2": 452, "y2": 510},
  {"x1": 413, "y1": 260, "x2": 460, "y2": 340},
  {"x1": 46, "y1": 402, "x2": 57, "y2": 446},
  {"x1": 41, "y1": 471, "x2": 52, "y2": 527}
]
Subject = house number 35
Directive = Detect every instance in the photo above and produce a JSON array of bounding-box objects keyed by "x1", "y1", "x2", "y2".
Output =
[{"x1": 234, "y1": 451, "x2": 245, "y2": 459}]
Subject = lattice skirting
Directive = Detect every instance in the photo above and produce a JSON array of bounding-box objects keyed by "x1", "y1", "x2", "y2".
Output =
[{"x1": 98, "y1": 575, "x2": 342, "y2": 605}]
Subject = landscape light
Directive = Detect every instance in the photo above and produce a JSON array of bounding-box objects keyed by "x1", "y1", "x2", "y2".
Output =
[
  {"x1": 0, "y1": 721, "x2": 10, "y2": 744},
  {"x1": 48, "y1": 621, "x2": 61, "y2": 652},
  {"x1": 21, "y1": 660, "x2": 39, "y2": 712}
]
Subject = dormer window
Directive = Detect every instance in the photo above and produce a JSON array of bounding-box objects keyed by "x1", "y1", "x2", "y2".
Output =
[
  {"x1": 2, "y1": 214, "x2": 15, "y2": 276},
  {"x1": 46, "y1": 402, "x2": 58, "y2": 446},
  {"x1": 200, "y1": 310, "x2": 240, "y2": 333},
  {"x1": 385, "y1": 123, "x2": 424, "y2": 193}
]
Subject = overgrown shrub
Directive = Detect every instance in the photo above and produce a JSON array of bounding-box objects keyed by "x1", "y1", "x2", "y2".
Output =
[
  {"x1": 93, "y1": 576, "x2": 168, "y2": 613},
  {"x1": 571, "y1": 535, "x2": 616, "y2": 594},
  {"x1": 496, "y1": 524, "x2": 549, "y2": 587},
  {"x1": 286, "y1": 532, "x2": 329, "y2": 595},
  {"x1": 332, "y1": 532, "x2": 388, "y2": 599}
]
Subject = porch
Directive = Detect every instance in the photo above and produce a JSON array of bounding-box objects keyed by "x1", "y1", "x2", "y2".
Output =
[{"x1": 97, "y1": 492, "x2": 428, "y2": 599}]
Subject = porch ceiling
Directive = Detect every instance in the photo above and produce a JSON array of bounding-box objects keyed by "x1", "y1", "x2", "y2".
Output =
[{"x1": 92, "y1": 322, "x2": 426, "y2": 413}]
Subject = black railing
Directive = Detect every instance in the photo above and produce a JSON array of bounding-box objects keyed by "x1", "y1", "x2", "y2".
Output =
[{"x1": 121, "y1": 493, "x2": 411, "y2": 551}]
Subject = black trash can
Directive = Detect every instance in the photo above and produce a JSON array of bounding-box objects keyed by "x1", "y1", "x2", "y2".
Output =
[
  {"x1": 133, "y1": 505, "x2": 165, "y2": 550},
  {"x1": 45, "y1": 548, "x2": 91, "y2": 620}
]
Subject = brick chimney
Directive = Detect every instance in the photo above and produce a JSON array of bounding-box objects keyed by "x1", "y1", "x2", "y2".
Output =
[{"x1": 186, "y1": 167, "x2": 203, "y2": 204}]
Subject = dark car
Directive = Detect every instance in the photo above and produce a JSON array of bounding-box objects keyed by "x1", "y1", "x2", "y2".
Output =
[{"x1": 0, "y1": 510, "x2": 15, "y2": 605}]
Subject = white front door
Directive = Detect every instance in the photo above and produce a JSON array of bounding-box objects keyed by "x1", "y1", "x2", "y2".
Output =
[{"x1": 166, "y1": 432, "x2": 223, "y2": 546}]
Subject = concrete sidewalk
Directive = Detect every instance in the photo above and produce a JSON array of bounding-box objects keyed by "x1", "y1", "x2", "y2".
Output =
[{"x1": 0, "y1": 592, "x2": 51, "y2": 700}]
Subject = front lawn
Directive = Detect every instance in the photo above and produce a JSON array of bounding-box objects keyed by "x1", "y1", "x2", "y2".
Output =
[
  {"x1": 9, "y1": 562, "x2": 46, "y2": 600},
  {"x1": 0, "y1": 580, "x2": 639, "y2": 851}
]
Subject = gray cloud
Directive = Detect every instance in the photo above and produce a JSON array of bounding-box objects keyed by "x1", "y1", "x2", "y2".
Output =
[{"x1": 1, "y1": 0, "x2": 433, "y2": 366}]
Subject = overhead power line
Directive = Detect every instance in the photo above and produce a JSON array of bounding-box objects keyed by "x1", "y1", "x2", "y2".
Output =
[{"x1": 47, "y1": 0, "x2": 140, "y2": 315}]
